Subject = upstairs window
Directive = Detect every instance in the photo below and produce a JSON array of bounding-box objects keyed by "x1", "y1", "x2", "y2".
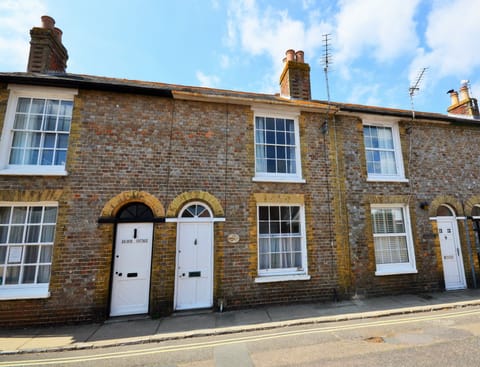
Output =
[
  {"x1": 363, "y1": 121, "x2": 406, "y2": 182},
  {"x1": 0, "y1": 85, "x2": 77, "y2": 175},
  {"x1": 253, "y1": 111, "x2": 303, "y2": 182}
]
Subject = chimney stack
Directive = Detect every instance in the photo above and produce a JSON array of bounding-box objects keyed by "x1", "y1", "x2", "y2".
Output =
[
  {"x1": 279, "y1": 49, "x2": 311, "y2": 100},
  {"x1": 27, "y1": 15, "x2": 68, "y2": 73},
  {"x1": 447, "y1": 80, "x2": 479, "y2": 117}
]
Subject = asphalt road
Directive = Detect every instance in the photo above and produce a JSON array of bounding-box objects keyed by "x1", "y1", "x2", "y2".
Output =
[{"x1": 2, "y1": 307, "x2": 480, "y2": 366}]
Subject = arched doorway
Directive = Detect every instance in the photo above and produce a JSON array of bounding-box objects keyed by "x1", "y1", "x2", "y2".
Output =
[
  {"x1": 436, "y1": 204, "x2": 466, "y2": 290},
  {"x1": 110, "y1": 202, "x2": 154, "y2": 316},
  {"x1": 174, "y1": 202, "x2": 214, "y2": 310}
]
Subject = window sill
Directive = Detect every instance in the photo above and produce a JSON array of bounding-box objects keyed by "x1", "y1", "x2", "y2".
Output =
[
  {"x1": 375, "y1": 269, "x2": 418, "y2": 276},
  {"x1": 0, "y1": 287, "x2": 50, "y2": 300},
  {"x1": 367, "y1": 177, "x2": 409, "y2": 183},
  {"x1": 252, "y1": 176, "x2": 306, "y2": 184},
  {"x1": 0, "y1": 167, "x2": 68, "y2": 176},
  {"x1": 254, "y1": 274, "x2": 311, "y2": 283}
]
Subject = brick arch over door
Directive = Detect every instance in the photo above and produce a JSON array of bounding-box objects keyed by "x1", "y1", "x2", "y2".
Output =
[
  {"x1": 428, "y1": 195, "x2": 463, "y2": 218},
  {"x1": 167, "y1": 191, "x2": 224, "y2": 218},
  {"x1": 101, "y1": 190, "x2": 165, "y2": 218},
  {"x1": 464, "y1": 195, "x2": 480, "y2": 217}
]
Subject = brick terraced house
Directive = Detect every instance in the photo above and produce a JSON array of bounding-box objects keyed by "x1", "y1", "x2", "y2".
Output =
[{"x1": 1, "y1": 17, "x2": 480, "y2": 326}]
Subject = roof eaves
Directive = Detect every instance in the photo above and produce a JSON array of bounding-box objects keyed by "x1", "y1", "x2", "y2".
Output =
[{"x1": 0, "y1": 72, "x2": 174, "y2": 98}]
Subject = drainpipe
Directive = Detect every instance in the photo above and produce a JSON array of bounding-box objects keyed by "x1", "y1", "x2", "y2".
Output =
[{"x1": 463, "y1": 216, "x2": 477, "y2": 288}]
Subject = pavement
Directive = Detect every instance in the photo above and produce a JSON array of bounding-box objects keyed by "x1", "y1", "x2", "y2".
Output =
[{"x1": 2, "y1": 289, "x2": 480, "y2": 355}]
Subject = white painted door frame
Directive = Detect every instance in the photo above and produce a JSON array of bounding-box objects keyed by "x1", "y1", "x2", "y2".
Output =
[
  {"x1": 110, "y1": 222, "x2": 153, "y2": 316},
  {"x1": 436, "y1": 217, "x2": 467, "y2": 290}
]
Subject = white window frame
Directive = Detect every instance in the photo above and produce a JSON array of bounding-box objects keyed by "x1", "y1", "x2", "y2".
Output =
[
  {"x1": 0, "y1": 201, "x2": 58, "y2": 300},
  {"x1": 371, "y1": 204, "x2": 417, "y2": 276},
  {"x1": 252, "y1": 108, "x2": 305, "y2": 183},
  {"x1": 363, "y1": 119, "x2": 407, "y2": 182},
  {"x1": 255, "y1": 203, "x2": 310, "y2": 283},
  {"x1": 0, "y1": 84, "x2": 78, "y2": 176}
]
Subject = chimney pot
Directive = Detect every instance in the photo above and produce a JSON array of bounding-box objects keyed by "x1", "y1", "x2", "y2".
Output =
[
  {"x1": 41, "y1": 15, "x2": 55, "y2": 29},
  {"x1": 459, "y1": 84, "x2": 470, "y2": 102},
  {"x1": 54, "y1": 27, "x2": 63, "y2": 42},
  {"x1": 286, "y1": 49, "x2": 295, "y2": 62},
  {"x1": 449, "y1": 90, "x2": 459, "y2": 106},
  {"x1": 295, "y1": 50, "x2": 304, "y2": 63}
]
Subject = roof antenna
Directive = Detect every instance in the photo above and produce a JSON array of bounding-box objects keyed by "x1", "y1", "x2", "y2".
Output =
[
  {"x1": 409, "y1": 67, "x2": 427, "y2": 120},
  {"x1": 322, "y1": 33, "x2": 332, "y2": 134}
]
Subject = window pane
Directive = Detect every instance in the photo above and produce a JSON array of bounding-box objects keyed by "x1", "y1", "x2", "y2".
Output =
[
  {"x1": 270, "y1": 221, "x2": 280, "y2": 234},
  {"x1": 265, "y1": 131, "x2": 275, "y2": 144},
  {"x1": 44, "y1": 133, "x2": 56, "y2": 148},
  {"x1": 9, "y1": 148, "x2": 23, "y2": 164},
  {"x1": 45, "y1": 99, "x2": 59, "y2": 115},
  {"x1": 37, "y1": 265, "x2": 51, "y2": 283},
  {"x1": 0, "y1": 207, "x2": 11, "y2": 224},
  {"x1": 24, "y1": 245, "x2": 39, "y2": 263},
  {"x1": 16, "y1": 98, "x2": 31, "y2": 113},
  {"x1": 59, "y1": 101, "x2": 73, "y2": 116},
  {"x1": 24, "y1": 149, "x2": 39, "y2": 164},
  {"x1": 44, "y1": 207, "x2": 57, "y2": 223},
  {"x1": 29, "y1": 207, "x2": 43, "y2": 223},
  {"x1": 31, "y1": 99, "x2": 45, "y2": 114},
  {"x1": 26, "y1": 225, "x2": 40, "y2": 242},
  {"x1": 277, "y1": 160, "x2": 287, "y2": 173},
  {"x1": 285, "y1": 119, "x2": 294, "y2": 132},
  {"x1": 5, "y1": 266, "x2": 20, "y2": 284},
  {"x1": 11, "y1": 131, "x2": 27, "y2": 148},
  {"x1": 13, "y1": 114, "x2": 28, "y2": 129},
  {"x1": 0, "y1": 228, "x2": 7, "y2": 244},
  {"x1": 259, "y1": 206, "x2": 269, "y2": 220},
  {"x1": 255, "y1": 116, "x2": 265, "y2": 130},
  {"x1": 9, "y1": 226, "x2": 24, "y2": 243},
  {"x1": 0, "y1": 246, "x2": 6, "y2": 263},
  {"x1": 27, "y1": 115, "x2": 43, "y2": 130},
  {"x1": 41, "y1": 226, "x2": 55, "y2": 243},
  {"x1": 22, "y1": 265, "x2": 36, "y2": 284},
  {"x1": 54, "y1": 150, "x2": 67, "y2": 165},
  {"x1": 266, "y1": 145, "x2": 275, "y2": 158},
  {"x1": 57, "y1": 117, "x2": 71, "y2": 132},
  {"x1": 41, "y1": 150, "x2": 54, "y2": 165},
  {"x1": 40, "y1": 245, "x2": 53, "y2": 262},
  {"x1": 269, "y1": 206, "x2": 279, "y2": 220},
  {"x1": 275, "y1": 118, "x2": 285, "y2": 131},
  {"x1": 265, "y1": 117, "x2": 275, "y2": 130},
  {"x1": 45, "y1": 116, "x2": 57, "y2": 131}
]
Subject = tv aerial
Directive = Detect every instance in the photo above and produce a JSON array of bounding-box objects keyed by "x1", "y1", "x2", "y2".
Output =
[{"x1": 409, "y1": 67, "x2": 427, "y2": 120}]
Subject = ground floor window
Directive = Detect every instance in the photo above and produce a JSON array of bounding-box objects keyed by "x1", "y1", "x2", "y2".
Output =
[
  {"x1": 371, "y1": 204, "x2": 416, "y2": 275},
  {"x1": 0, "y1": 203, "x2": 57, "y2": 299},
  {"x1": 257, "y1": 204, "x2": 307, "y2": 276}
]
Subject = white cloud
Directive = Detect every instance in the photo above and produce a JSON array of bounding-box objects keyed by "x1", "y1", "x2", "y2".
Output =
[
  {"x1": 410, "y1": 0, "x2": 480, "y2": 83},
  {"x1": 335, "y1": 0, "x2": 420, "y2": 65},
  {"x1": 196, "y1": 71, "x2": 221, "y2": 88},
  {"x1": 226, "y1": 0, "x2": 331, "y2": 92},
  {"x1": 0, "y1": 0, "x2": 47, "y2": 71}
]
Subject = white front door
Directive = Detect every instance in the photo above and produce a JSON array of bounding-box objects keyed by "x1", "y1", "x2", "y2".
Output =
[
  {"x1": 437, "y1": 218, "x2": 467, "y2": 290},
  {"x1": 110, "y1": 222, "x2": 153, "y2": 316},
  {"x1": 175, "y1": 222, "x2": 213, "y2": 310}
]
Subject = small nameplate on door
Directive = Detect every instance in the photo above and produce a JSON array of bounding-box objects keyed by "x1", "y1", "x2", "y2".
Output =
[
  {"x1": 444, "y1": 256, "x2": 454, "y2": 260},
  {"x1": 127, "y1": 272, "x2": 138, "y2": 278},
  {"x1": 189, "y1": 271, "x2": 201, "y2": 277}
]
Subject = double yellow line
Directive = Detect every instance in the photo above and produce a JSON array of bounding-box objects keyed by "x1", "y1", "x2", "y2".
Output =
[{"x1": 2, "y1": 307, "x2": 480, "y2": 366}]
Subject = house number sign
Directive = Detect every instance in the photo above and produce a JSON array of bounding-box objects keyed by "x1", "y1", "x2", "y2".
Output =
[{"x1": 227, "y1": 234, "x2": 240, "y2": 243}]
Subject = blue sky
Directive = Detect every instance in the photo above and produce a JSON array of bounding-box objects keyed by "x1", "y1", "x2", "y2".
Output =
[{"x1": 1, "y1": 0, "x2": 479, "y2": 115}]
